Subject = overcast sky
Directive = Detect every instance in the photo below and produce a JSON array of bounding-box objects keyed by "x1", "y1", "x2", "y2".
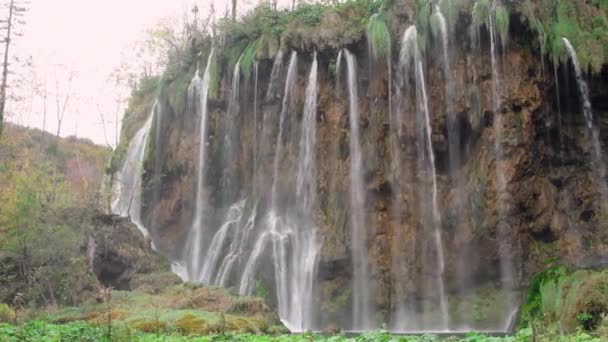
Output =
[{"x1": 7, "y1": 0, "x2": 261, "y2": 147}]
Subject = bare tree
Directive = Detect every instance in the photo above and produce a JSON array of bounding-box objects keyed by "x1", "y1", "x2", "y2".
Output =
[
  {"x1": 0, "y1": 0, "x2": 28, "y2": 138},
  {"x1": 232, "y1": 0, "x2": 236, "y2": 20},
  {"x1": 96, "y1": 103, "x2": 112, "y2": 149},
  {"x1": 53, "y1": 67, "x2": 74, "y2": 137},
  {"x1": 41, "y1": 77, "x2": 47, "y2": 132}
]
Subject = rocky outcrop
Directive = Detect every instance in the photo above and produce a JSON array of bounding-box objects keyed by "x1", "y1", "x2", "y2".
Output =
[
  {"x1": 124, "y1": 2, "x2": 608, "y2": 331},
  {"x1": 87, "y1": 214, "x2": 170, "y2": 291}
]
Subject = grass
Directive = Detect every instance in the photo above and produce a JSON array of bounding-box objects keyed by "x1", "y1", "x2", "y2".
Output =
[
  {"x1": 0, "y1": 322, "x2": 606, "y2": 342},
  {"x1": 30, "y1": 283, "x2": 278, "y2": 337}
]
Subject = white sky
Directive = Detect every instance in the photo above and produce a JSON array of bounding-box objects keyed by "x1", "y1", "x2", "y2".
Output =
[{"x1": 6, "y1": 0, "x2": 261, "y2": 147}]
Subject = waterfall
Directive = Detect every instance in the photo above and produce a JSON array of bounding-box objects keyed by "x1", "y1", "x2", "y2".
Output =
[
  {"x1": 433, "y1": 5, "x2": 458, "y2": 171},
  {"x1": 239, "y1": 51, "x2": 298, "y2": 295},
  {"x1": 296, "y1": 52, "x2": 319, "y2": 212},
  {"x1": 235, "y1": 51, "x2": 320, "y2": 332},
  {"x1": 266, "y1": 49, "x2": 285, "y2": 101},
  {"x1": 253, "y1": 61, "x2": 260, "y2": 194},
  {"x1": 392, "y1": 25, "x2": 448, "y2": 331},
  {"x1": 287, "y1": 52, "x2": 321, "y2": 331},
  {"x1": 111, "y1": 101, "x2": 156, "y2": 236},
  {"x1": 391, "y1": 25, "x2": 416, "y2": 330},
  {"x1": 344, "y1": 49, "x2": 372, "y2": 330},
  {"x1": 562, "y1": 38, "x2": 595, "y2": 133},
  {"x1": 267, "y1": 51, "x2": 298, "y2": 330},
  {"x1": 198, "y1": 54, "x2": 245, "y2": 285},
  {"x1": 271, "y1": 51, "x2": 298, "y2": 209},
  {"x1": 220, "y1": 55, "x2": 243, "y2": 207},
  {"x1": 416, "y1": 59, "x2": 449, "y2": 330},
  {"x1": 183, "y1": 49, "x2": 215, "y2": 282},
  {"x1": 215, "y1": 200, "x2": 256, "y2": 287},
  {"x1": 483, "y1": 3, "x2": 519, "y2": 327},
  {"x1": 562, "y1": 38, "x2": 608, "y2": 204},
  {"x1": 336, "y1": 49, "x2": 343, "y2": 95}
]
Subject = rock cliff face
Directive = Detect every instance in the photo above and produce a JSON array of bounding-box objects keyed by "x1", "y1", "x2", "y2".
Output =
[{"x1": 116, "y1": 2, "x2": 608, "y2": 332}]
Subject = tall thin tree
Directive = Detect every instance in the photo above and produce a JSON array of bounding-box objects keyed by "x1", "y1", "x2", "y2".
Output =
[{"x1": 0, "y1": 0, "x2": 27, "y2": 139}]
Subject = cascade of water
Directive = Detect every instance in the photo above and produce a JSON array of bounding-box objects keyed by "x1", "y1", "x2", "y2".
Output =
[
  {"x1": 270, "y1": 51, "x2": 298, "y2": 209},
  {"x1": 220, "y1": 55, "x2": 243, "y2": 206},
  {"x1": 238, "y1": 52, "x2": 321, "y2": 332},
  {"x1": 269, "y1": 49, "x2": 297, "y2": 327},
  {"x1": 183, "y1": 49, "x2": 215, "y2": 282},
  {"x1": 199, "y1": 200, "x2": 244, "y2": 284},
  {"x1": 284, "y1": 52, "x2": 321, "y2": 332},
  {"x1": 416, "y1": 59, "x2": 449, "y2": 330},
  {"x1": 336, "y1": 49, "x2": 343, "y2": 95},
  {"x1": 196, "y1": 54, "x2": 245, "y2": 285},
  {"x1": 433, "y1": 5, "x2": 457, "y2": 171},
  {"x1": 485, "y1": 3, "x2": 519, "y2": 327},
  {"x1": 392, "y1": 25, "x2": 449, "y2": 331},
  {"x1": 215, "y1": 201, "x2": 257, "y2": 286},
  {"x1": 266, "y1": 50, "x2": 285, "y2": 101},
  {"x1": 562, "y1": 39, "x2": 593, "y2": 132},
  {"x1": 150, "y1": 101, "x2": 166, "y2": 236},
  {"x1": 296, "y1": 52, "x2": 318, "y2": 212},
  {"x1": 562, "y1": 38, "x2": 607, "y2": 203},
  {"x1": 390, "y1": 25, "x2": 416, "y2": 330},
  {"x1": 253, "y1": 61, "x2": 259, "y2": 193},
  {"x1": 239, "y1": 51, "x2": 298, "y2": 295},
  {"x1": 344, "y1": 49, "x2": 372, "y2": 330},
  {"x1": 390, "y1": 26, "x2": 416, "y2": 330},
  {"x1": 111, "y1": 101, "x2": 156, "y2": 236}
]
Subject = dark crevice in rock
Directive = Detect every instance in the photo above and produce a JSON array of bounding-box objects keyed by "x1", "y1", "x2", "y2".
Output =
[{"x1": 530, "y1": 226, "x2": 558, "y2": 243}]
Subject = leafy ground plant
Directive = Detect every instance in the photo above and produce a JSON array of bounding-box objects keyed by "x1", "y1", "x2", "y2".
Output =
[{"x1": 1, "y1": 322, "x2": 606, "y2": 342}]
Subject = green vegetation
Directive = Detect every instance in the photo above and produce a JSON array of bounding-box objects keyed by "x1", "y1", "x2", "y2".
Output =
[
  {"x1": 0, "y1": 304, "x2": 15, "y2": 323},
  {"x1": 0, "y1": 125, "x2": 111, "y2": 308},
  {"x1": 27, "y1": 282, "x2": 277, "y2": 337},
  {"x1": 0, "y1": 322, "x2": 606, "y2": 341},
  {"x1": 521, "y1": 265, "x2": 608, "y2": 336},
  {"x1": 495, "y1": 4, "x2": 510, "y2": 50},
  {"x1": 367, "y1": 13, "x2": 391, "y2": 60},
  {"x1": 518, "y1": 0, "x2": 608, "y2": 73}
]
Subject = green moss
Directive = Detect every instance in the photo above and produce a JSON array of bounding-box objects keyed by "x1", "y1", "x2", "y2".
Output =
[
  {"x1": 175, "y1": 314, "x2": 208, "y2": 335},
  {"x1": 519, "y1": 0, "x2": 608, "y2": 73},
  {"x1": 240, "y1": 39, "x2": 262, "y2": 80},
  {"x1": 495, "y1": 5, "x2": 510, "y2": 49},
  {"x1": 522, "y1": 266, "x2": 608, "y2": 333},
  {"x1": 367, "y1": 13, "x2": 391, "y2": 60}
]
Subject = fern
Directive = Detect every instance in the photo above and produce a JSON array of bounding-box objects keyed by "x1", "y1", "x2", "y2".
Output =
[
  {"x1": 366, "y1": 13, "x2": 391, "y2": 60},
  {"x1": 240, "y1": 39, "x2": 261, "y2": 80}
]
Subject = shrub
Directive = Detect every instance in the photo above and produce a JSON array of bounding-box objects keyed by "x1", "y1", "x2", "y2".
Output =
[{"x1": 0, "y1": 304, "x2": 15, "y2": 323}]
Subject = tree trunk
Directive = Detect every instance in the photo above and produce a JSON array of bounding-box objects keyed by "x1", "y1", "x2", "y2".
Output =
[
  {"x1": 0, "y1": 0, "x2": 15, "y2": 139},
  {"x1": 42, "y1": 91, "x2": 47, "y2": 132},
  {"x1": 232, "y1": 0, "x2": 236, "y2": 20}
]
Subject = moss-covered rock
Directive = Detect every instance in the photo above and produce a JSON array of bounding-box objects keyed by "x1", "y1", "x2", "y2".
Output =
[{"x1": 522, "y1": 266, "x2": 608, "y2": 333}]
